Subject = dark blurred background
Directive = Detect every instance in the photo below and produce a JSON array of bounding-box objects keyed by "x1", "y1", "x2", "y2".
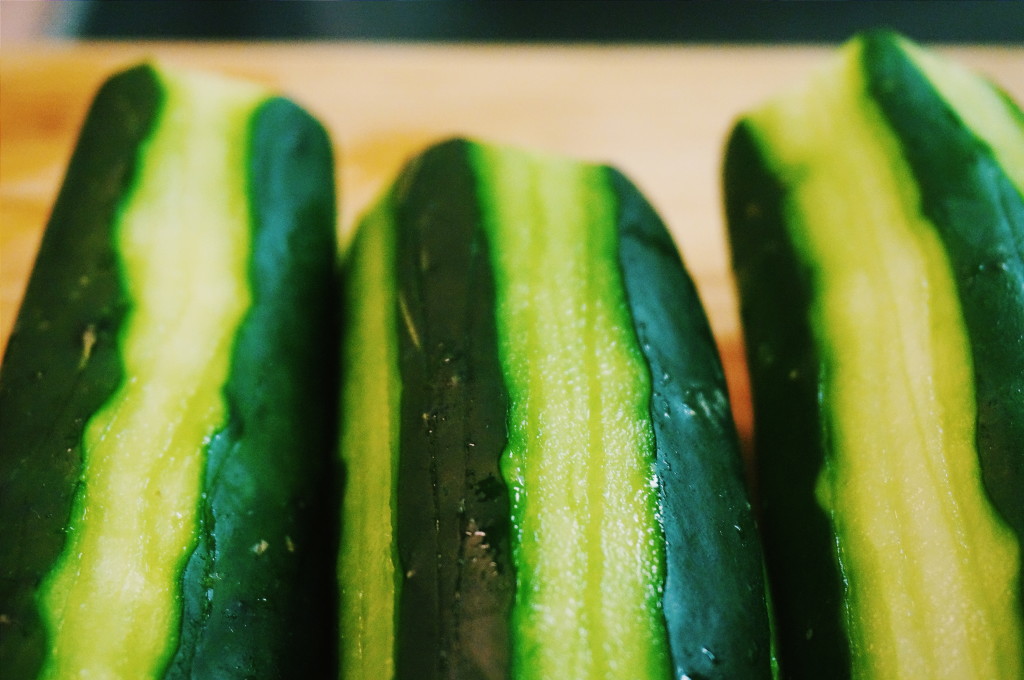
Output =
[{"x1": 5, "y1": 1, "x2": 1024, "y2": 44}]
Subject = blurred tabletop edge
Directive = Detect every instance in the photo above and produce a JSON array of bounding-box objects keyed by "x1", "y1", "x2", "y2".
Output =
[{"x1": 13, "y1": 1, "x2": 1024, "y2": 45}]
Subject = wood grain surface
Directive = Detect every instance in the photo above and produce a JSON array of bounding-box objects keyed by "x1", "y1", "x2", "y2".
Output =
[{"x1": 2, "y1": 41, "x2": 1022, "y2": 453}]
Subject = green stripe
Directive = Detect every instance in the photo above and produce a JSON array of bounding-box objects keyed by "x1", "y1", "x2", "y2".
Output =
[
  {"x1": 611, "y1": 166, "x2": 772, "y2": 679},
  {"x1": 898, "y1": 34, "x2": 1024, "y2": 196},
  {"x1": 169, "y1": 96, "x2": 338, "y2": 678},
  {"x1": 725, "y1": 120, "x2": 850, "y2": 677},
  {"x1": 37, "y1": 67, "x2": 266, "y2": 679},
  {"x1": 469, "y1": 142, "x2": 669, "y2": 680},
  {"x1": 0, "y1": 65, "x2": 159, "y2": 679},
  {"x1": 389, "y1": 139, "x2": 514, "y2": 678}
]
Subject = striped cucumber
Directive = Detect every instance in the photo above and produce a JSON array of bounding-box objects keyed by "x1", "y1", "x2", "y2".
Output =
[
  {"x1": 0, "y1": 63, "x2": 338, "y2": 678},
  {"x1": 338, "y1": 138, "x2": 770, "y2": 679},
  {"x1": 725, "y1": 30, "x2": 1024, "y2": 679}
]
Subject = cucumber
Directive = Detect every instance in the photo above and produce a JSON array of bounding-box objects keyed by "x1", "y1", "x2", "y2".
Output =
[
  {"x1": 0, "y1": 63, "x2": 338, "y2": 678},
  {"x1": 338, "y1": 138, "x2": 770, "y2": 679},
  {"x1": 724, "y1": 30, "x2": 1024, "y2": 679}
]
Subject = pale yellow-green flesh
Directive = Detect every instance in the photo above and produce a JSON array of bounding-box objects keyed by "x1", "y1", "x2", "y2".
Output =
[
  {"x1": 470, "y1": 143, "x2": 669, "y2": 680},
  {"x1": 37, "y1": 69, "x2": 265, "y2": 679},
  {"x1": 750, "y1": 39, "x2": 1022, "y2": 679},
  {"x1": 337, "y1": 195, "x2": 402, "y2": 680}
]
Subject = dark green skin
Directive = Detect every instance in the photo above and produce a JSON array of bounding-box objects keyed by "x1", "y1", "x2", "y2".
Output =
[
  {"x1": 0, "y1": 65, "x2": 160, "y2": 679},
  {"x1": 166, "y1": 98, "x2": 339, "y2": 678},
  {"x1": 612, "y1": 168, "x2": 771, "y2": 680},
  {"x1": 0, "y1": 69, "x2": 339, "y2": 678},
  {"x1": 862, "y1": 29, "x2": 1024, "y2": 616},
  {"x1": 389, "y1": 139, "x2": 515, "y2": 680},
  {"x1": 723, "y1": 122, "x2": 850, "y2": 679}
]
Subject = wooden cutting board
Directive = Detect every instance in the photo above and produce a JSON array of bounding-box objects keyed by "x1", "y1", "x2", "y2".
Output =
[{"x1": 2, "y1": 41, "x2": 1022, "y2": 452}]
